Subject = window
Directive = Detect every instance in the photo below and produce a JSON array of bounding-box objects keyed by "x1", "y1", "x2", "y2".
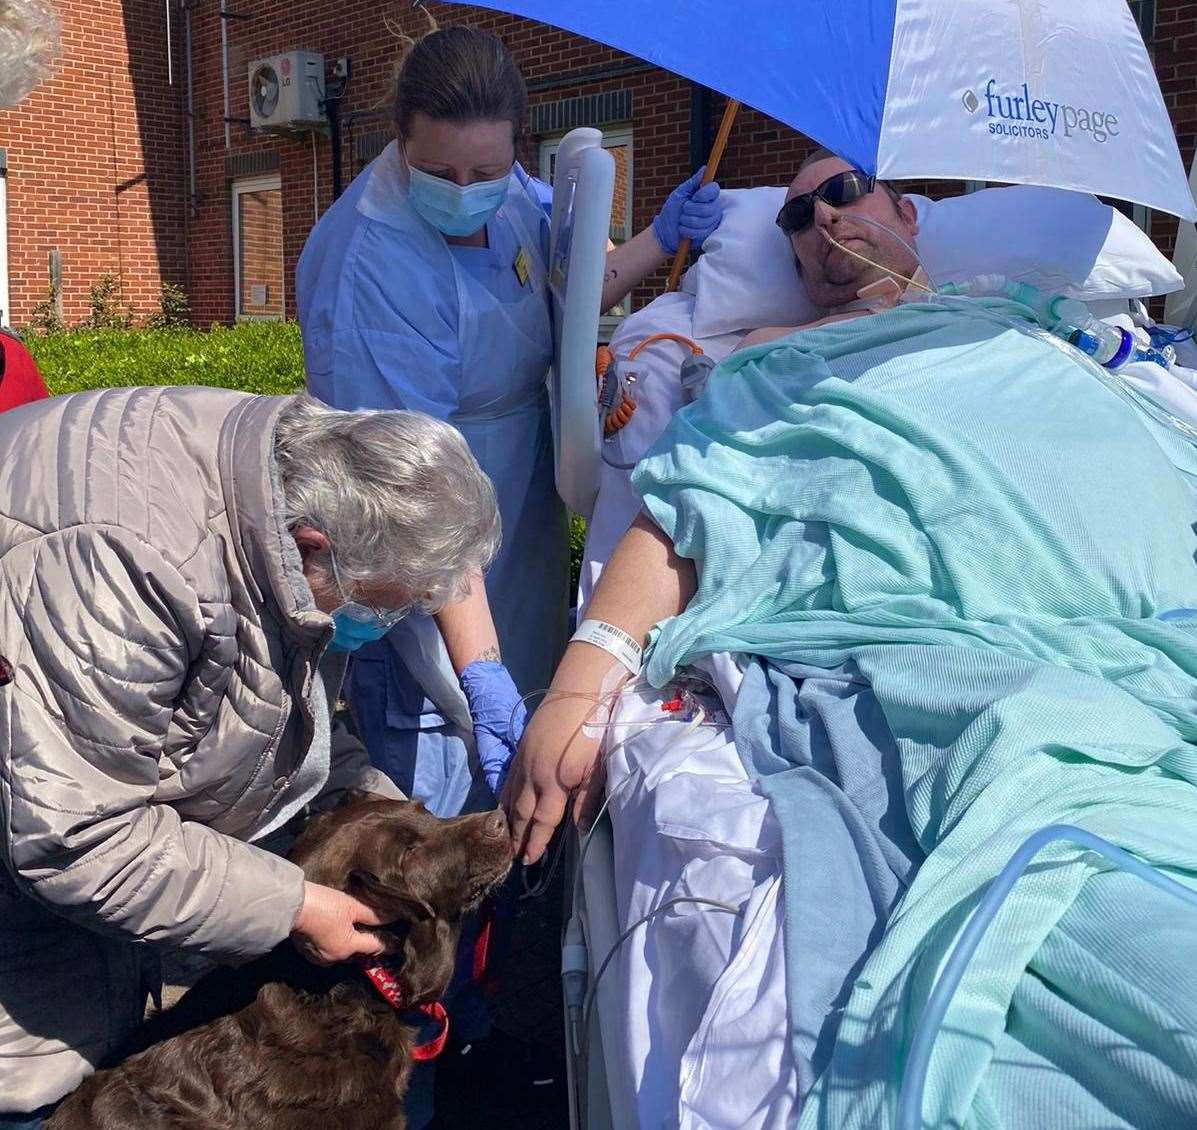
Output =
[
  {"x1": 540, "y1": 128, "x2": 633, "y2": 330},
  {"x1": 1129, "y1": 0, "x2": 1155, "y2": 40},
  {"x1": 540, "y1": 127, "x2": 633, "y2": 246},
  {"x1": 1104, "y1": 196, "x2": 1153, "y2": 238},
  {"x1": 232, "y1": 175, "x2": 284, "y2": 320}
]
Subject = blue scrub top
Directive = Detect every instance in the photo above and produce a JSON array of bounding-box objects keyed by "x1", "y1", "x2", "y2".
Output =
[{"x1": 295, "y1": 144, "x2": 569, "y2": 818}]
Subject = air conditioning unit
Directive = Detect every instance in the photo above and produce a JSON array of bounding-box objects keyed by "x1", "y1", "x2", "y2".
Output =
[{"x1": 248, "y1": 51, "x2": 325, "y2": 132}]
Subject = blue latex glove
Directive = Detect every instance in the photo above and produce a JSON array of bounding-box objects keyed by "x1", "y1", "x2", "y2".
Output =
[
  {"x1": 458, "y1": 660, "x2": 527, "y2": 796},
  {"x1": 651, "y1": 166, "x2": 723, "y2": 254}
]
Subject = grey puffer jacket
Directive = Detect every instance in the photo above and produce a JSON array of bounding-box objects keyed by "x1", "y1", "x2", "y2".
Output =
[{"x1": 0, "y1": 387, "x2": 400, "y2": 1110}]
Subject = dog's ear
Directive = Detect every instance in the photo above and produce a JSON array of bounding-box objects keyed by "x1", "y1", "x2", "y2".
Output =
[
  {"x1": 398, "y1": 916, "x2": 461, "y2": 1004},
  {"x1": 348, "y1": 867, "x2": 434, "y2": 924}
]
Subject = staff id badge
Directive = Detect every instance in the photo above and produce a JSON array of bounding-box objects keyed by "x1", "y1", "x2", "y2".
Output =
[{"x1": 513, "y1": 246, "x2": 531, "y2": 287}]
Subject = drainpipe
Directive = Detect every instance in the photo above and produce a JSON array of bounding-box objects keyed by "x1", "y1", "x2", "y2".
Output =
[
  {"x1": 327, "y1": 95, "x2": 344, "y2": 200},
  {"x1": 184, "y1": 2, "x2": 197, "y2": 216},
  {"x1": 323, "y1": 58, "x2": 350, "y2": 202},
  {"x1": 220, "y1": 0, "x2": 230, "y2": 148}
]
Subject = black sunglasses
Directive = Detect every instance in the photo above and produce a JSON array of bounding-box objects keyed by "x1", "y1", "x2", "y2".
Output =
[{"x1": 775, "y1": 169, "x2": 877, "y2": 235}]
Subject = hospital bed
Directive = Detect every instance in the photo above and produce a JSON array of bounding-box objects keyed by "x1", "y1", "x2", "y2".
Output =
[
  {"x1": 544, "y1": 142, "x2": 801, "y2": 1125},
  {"x1": 547, "y1": 155, "x2": 1197, "y2": 1129}
]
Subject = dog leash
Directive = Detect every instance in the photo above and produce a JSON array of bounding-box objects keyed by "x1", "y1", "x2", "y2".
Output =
[
  {"x1": 471, "y1": 896, "x2": 497, "y2": 993},
  {"x1": 357, "y1": 895, "x2": 499, "y2": 1062},
  {"x1": 358, "y1": 960, "x2": 451, "y2": 1062}
]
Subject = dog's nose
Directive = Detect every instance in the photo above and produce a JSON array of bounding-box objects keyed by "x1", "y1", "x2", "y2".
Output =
[{"x1": 482, "y1": 810, "x2": 508, "y2": 839}]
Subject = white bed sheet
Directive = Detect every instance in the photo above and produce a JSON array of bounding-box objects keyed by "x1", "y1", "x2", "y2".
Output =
[
  {"x1": 596, "y1": 667, "x2": 797, "y2": 1130},
  {"x1": 576, "y1": 291, "x2": 795, "y2": 1130}
]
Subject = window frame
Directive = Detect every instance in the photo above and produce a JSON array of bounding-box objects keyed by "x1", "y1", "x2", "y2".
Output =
[
  {"x1": 231, "y1": 173, "x2": 285, "y2": 322},
  {"x1": 538, "y1": 127, "x2": 634, "y2": 245}
]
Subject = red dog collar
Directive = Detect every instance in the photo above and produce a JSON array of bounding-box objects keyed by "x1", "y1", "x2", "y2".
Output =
[{"x1": 359, "y1": 960, "x2": 450, "y2": 1061}]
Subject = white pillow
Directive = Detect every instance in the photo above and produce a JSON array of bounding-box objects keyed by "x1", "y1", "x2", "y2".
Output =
[
  {"x1": 689, "y1": 186, "x2": 822, "y2": 339},
  {"x1": 911, "y1": 186, "x2": 1183, "y2": 300},
  {"x1": 688, "y1": 184, "x2": 1182, "y2": 339}
]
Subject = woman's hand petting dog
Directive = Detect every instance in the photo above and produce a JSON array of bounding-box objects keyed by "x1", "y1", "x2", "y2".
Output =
[{"x1": 291, "y1": 880, "x2": 388, "y2": 965}]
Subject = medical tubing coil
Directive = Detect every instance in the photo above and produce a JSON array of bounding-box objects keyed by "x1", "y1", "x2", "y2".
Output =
[{"x1": 897, "y1": 824, "x2": 1197, "y2": 1130}]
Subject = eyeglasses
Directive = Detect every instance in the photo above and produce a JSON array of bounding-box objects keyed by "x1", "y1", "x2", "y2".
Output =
[
  {"x1": 327, "y1": 550, "x2": 408, "y2": 629},
  {"x1": 775, "y1": 169, "x2": 878, "y2": 235}
]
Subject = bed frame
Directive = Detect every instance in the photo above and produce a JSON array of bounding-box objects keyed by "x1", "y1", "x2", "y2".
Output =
[
  {"x1": 547, "y1": 127, "x2": 615, "y2": 521},
  {"x1": 563, "y1": 815, "x2": 626, "y2": 1130}
]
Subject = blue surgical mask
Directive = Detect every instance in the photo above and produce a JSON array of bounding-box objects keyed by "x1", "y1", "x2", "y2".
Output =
[
  {"x1": 323, "y1": 550, "x2": 408, "y2": 652},
  {"x1": 405, "y1": 154, "x2": 511, "y2": 237},
  {"x1": 328, "y1": 602, "x2": 407, "y2": 652}
]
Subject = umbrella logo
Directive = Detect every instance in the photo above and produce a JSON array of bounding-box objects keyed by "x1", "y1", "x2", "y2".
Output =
[{"x1": 973, "y1": 79, "x2": 1119, "y2": 144}]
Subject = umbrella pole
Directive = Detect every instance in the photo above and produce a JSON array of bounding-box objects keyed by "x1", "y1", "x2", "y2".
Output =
[{"x1": 666, "y1": 98, "x2": 740, "y2": 293}]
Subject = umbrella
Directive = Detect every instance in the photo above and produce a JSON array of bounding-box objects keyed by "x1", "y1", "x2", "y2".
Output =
[{"x1": 445, "y1": 0, "x2": 1197, "y2": 222}]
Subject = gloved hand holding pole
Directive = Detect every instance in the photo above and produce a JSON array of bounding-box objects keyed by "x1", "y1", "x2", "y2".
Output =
[{"x1": 665, "y1": 98, "x2": 740, "y2": 292}]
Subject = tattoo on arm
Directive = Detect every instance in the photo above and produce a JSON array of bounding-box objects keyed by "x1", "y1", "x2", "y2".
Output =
[
  {"x1": 604, "y1": 267, "x2": 619, "y2": 283},
  {"x1": 477, "y1": 645, "x2": 502, "y2": 664}
]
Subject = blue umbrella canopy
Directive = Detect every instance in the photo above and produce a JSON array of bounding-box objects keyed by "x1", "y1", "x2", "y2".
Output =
[{"x1": 446, "y1": 0, "x2": 1196, "y2": 220}]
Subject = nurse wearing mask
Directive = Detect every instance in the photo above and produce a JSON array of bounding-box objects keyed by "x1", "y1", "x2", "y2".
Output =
[{"x1": 297, "y1": 20, "x2": 722, "y2": 818}]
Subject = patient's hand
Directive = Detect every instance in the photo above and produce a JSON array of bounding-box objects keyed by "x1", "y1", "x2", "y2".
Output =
[
  {"x1": 503, "y1": 515, "x2": 695, "y2": 862},
  {"x1": 501, "y1": 689, "x2": 607, "y2": 865}
]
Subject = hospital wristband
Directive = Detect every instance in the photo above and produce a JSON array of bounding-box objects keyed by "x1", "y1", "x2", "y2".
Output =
[{"x1": 570, "y1": 619, "x2": 643, "y2": 676}]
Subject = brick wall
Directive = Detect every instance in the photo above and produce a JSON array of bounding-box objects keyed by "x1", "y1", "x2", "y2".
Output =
[
  {"x1": 0, "y1": 0, "x2": 186, "y2": 326},
  {"x1": 192, "y1": 1, "x2": 1196, "y2": 326},
  {"x1": 183, "y1": 0, "x2": 696, "y2": 322},
  {"x1": 1, "y1": 2, "x2": 1192, "y2": 327}
]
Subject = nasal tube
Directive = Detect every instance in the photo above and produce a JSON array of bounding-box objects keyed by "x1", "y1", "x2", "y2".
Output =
[{"x1": 939, "y1": 276, "x2": 1175, "y2": 371}]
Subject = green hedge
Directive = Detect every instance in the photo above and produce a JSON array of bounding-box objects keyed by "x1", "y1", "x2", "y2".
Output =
[
  {"x1": 27, "y1": 322, "x2": 306, "y2": 397},
  {"x1": 27, "y1": 322, "x2": 588, "y2": 593}
]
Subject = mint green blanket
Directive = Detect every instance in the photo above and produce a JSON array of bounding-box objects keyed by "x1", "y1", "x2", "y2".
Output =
[{"x1": 633, "y1": 301, "x2": 1197, "y2": 1127}]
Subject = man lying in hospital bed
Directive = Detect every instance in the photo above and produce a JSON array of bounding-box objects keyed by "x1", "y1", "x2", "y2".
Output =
[
  {"x1": 503, "y1": 153, "x2": 1197, "y2": 1129},
  {"x1": 579, "y1": 151, "x2": 1197, "y2": 609}
]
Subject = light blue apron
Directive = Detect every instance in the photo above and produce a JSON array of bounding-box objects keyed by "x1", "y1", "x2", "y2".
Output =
[{"x1": 297, "y1": 141, "x2": 569, "y2": 816}]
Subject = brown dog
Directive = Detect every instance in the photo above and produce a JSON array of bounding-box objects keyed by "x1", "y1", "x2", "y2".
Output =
[{"x1": 46, "y1": 795, "x2": 513, "y2": 1130}]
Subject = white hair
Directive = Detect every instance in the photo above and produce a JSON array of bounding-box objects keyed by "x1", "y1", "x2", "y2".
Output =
[
  {"x1": 273, "y1": 395, "x2": 500, "y2": 612},
  {"x1": 0, "y1": 0, "x2": 60, "y2": 109}
]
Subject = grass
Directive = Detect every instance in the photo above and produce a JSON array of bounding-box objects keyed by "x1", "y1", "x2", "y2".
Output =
[
  {"x1": 26, "y1": 322, "x2": 586, "y2": 589},
  {"x1": 26, "y1": 322, "x2": 306, "y2": 397}
]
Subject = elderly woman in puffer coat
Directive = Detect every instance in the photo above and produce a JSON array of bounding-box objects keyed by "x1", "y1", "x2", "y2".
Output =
[{"x1": 0, "y1": 389, "x2": 504, "y2": 1124}]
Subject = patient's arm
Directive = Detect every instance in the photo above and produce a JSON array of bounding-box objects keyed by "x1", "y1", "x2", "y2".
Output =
[
  {"x1": 737, "y1": 325, "x2": 800, "y2": 350},
  {"x1": 502, "y1": 513, "x2": 697, "y2": 864},
  {"x1": 735, "y1": 310, "x2": 869, "y2": 352}
]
